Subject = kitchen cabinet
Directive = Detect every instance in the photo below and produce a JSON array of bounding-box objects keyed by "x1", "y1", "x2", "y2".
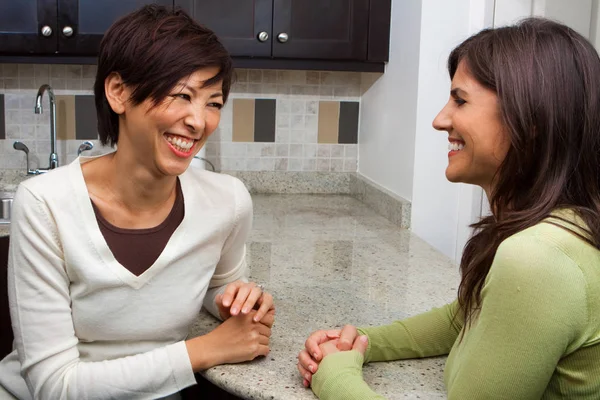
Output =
[
  {"x1": 177, "y1": 0, "x2": 273, "y2": 57},
  {"x1": 0, "y1": 0, "x2": 390, "y2": 72},
  {"x1": 0, "y1": 0, "x2": 173, "y2": 56},
  {"x1": 176, "y1": 0, "x2": 390, "y2": 70},
  {"x1": 178, "y1": 0, "x2": 377, "y2": 61}
]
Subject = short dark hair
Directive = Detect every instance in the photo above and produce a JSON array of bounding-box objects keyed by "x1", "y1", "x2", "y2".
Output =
[{"x1": 94, "y1": 5, "x2": 233, "y2": 146}]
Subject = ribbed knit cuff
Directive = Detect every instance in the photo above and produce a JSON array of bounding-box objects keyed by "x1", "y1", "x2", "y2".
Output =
[
  {"x1": 166, "y1": 341, "x2": 197, "y2": 391},
  {"x1": 312, "y1": 351, "x2": 364, "y2": 399}
]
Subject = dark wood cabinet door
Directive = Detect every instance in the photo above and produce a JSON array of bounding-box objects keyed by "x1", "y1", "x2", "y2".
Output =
[
  {"x1": 176, "y1": 0, "x2": 272, "y2": 57},
  {"x1": 57, "y1": 0, "x2": 173, "y2": 55},
  {"x1": 0, "y1": 0, "x2": 58, "y2": 54},
  {"x1": 272, "y1": 0, "x2": 369, "y2": 60}
]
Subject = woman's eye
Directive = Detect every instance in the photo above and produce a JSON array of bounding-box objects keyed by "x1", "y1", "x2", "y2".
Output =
[
  {"x1": 173, "y1": 93, "x2": 191, "y2": 101},
  {"x1": 454, "y1": 98, "x2": 466, "y2": 106},
  {"x1": 209, "y1": 102, "x2": 223, "y2": 110}
]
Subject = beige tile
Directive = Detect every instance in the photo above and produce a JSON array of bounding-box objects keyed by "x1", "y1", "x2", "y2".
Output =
[
  {"x1": 232, "y1": 99, "x2": 255, "y2": 142},
  {"x1": 56, "y1": 95, "x2": 76, "y2": 140},
  {"x1": 317, "y1": 101, "x2": 340, "y2": 144}
]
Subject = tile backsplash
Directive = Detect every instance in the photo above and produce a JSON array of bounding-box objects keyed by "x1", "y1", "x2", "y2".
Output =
[{"x1": 0, "y1": 64, "x2": 374, "y2": 173}]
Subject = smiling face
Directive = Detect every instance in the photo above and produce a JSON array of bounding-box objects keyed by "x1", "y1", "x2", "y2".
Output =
[
  {"x1": 108, "y1": 67, "x2": 224, "y2": 176},
  {"x1": 432, "y1": 61, "x2": 510, "y2": 195}
]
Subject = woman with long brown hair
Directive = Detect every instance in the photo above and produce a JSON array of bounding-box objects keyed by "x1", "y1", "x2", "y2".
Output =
[
  {"x1": 298, "y1": 18, "x2": 600, "y2": 399},
  {"x1": 0, "y1": 5, "x2": 273, "y2": 399}
]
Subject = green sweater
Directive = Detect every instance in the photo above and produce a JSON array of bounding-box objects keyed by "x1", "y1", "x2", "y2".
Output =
[{"x1": 312, "y1": 212, "x2": 600, "y2": 399}]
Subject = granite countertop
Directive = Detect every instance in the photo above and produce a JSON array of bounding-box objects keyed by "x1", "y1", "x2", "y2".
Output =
[
  {"x1": 1, "y1": 168, "x2": 459, "y2": 398},
  {"x1": 188, "y1": 194, "x2": 459, "y2": 400},
  {"x1": 0, "y1": 226, "x2": 10, "y2": 237}
]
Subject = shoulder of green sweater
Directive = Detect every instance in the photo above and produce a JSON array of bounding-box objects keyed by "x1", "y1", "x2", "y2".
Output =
[
  {"x1": 487, "y1": 225, "x2": 599, "y2": 346},
  {"x1": 491, "y1": 225, "x2": 587, "y2": 286}
]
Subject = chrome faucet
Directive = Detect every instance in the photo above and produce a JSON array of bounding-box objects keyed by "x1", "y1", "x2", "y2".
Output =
[
  {"x1": 13, "y1": 84, "x2": 59, "y2": 175},
  {"x1": 35, "y1": 84, "x2": 58, "y2": 170},
  {"x1": 77, "y1": 141, "x2": 94, "y2": 156}
]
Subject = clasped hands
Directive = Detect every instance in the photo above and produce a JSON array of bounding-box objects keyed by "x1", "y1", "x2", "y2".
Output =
[
  {"x1": 297, "y1": 325, "x2": 369, "y2": 387},
  {"x1": 190, "y1": 280, "x2": 275, "y2": 370}
]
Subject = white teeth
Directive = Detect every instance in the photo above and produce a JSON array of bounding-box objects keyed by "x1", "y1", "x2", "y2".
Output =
[
  {"x1": 166, "y1": 134, "x2": 194, "y2": 152},
  {"x1": 448, "y1": 142, "x2": 465, "y2": 151}
]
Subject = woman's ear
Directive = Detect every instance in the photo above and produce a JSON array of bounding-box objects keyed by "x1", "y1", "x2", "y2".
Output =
[{"x1": 104, "y1": 72, "x2": 129, "y2": 115}]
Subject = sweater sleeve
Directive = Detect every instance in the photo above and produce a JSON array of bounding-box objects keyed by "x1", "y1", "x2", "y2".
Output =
[
  {"x1": 8, "y1": 185, "x2": 196, "y2": 400},
  {"x1": 203, "y1": 177, "x2": 252, "y2": 319},
  {"x1": 445, "y1": 233, "x2": 588, "y2": 399},
  {"x1": 357, "y1": 301, "x2": 463, "y2": 363},
  {"x1": 312, "y1": 351, "x2": 386, "y2": 400}
]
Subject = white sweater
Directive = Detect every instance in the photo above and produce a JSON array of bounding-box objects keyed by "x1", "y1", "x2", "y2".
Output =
[{"x1": 0, "y1": 157, "x2": 252, "y2": 399}]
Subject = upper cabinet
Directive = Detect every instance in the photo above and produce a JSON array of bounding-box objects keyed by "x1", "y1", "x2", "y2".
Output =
[
  {"x1": 271, "y1": 0, "x2": 369, "y2": 60},
  {"x1": 0, "y1": 0, "x2": 391, "y2": 71},
  {"x1": 0, "y1": 0, "x2": 173, "y2": 56},
  {"x1": 0, "y1": 1, "x2": 57, "y2": 54},
  {"x1": 179, "y1": 0, "x2": 372, "y2": 61},
  {"x1": 179, "y1": 0, "x2": 273, "y2": 57},
  {"x1": 57, "y1": 0, "x2": 173, "y2": 55}
]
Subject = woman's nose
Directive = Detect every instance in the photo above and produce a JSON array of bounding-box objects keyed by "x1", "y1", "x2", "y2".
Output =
[
  {"x1": 185, "y1": 108, "x2": 206, "y2": 134},
  {"x1": 432, "y1": 102, "x2": 452, "y2": 132}
]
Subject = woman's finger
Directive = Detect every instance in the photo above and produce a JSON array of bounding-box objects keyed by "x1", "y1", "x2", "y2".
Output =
[
  {"x1": 241, "y1": 286, "x2": 263, "y2": 315},
  {"x1": 337, "y1": 325, "x2": 358, "y2": 351},
  {"x1": 306, "y1": 329, "x2": 341, "y2": 361},
  {"x1": 297, "y1": 349, "x2": 318, "y2": 374},
  {"x1": 259, "y1": 309, "x2": 275, "y2": 328},
  {"x1": 229, "y1": 283, "x2": 254, "y2": 316},
  {"x1": 220, "y1": 281, "x2": 243, "y2": 308},
  {"x1": 253, "y1": 292, "x2": 274, "y2": 322},
  {"x1": 297, "y1": 362, "x2": 313, "y2": 386}
]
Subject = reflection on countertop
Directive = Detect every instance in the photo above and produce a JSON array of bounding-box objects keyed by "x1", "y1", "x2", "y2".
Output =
[{"x1": 190, "y1": 194, "x2": 459, "y2": 400}]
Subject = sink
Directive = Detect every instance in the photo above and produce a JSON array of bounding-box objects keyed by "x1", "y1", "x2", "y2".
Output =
[{"x1": 0, "y1": 193, "x2": 13, "y2": 225}]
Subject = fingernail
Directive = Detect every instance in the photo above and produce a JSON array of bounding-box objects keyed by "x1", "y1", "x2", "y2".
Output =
[
  {"x1": 313, "y1": 353, "x2": 318, "y2": 360},
  {"x1": 253, "y1": 315, "x2": 260, "y2": 322},
  {"x1": 231, "y1": 307, "x2": 238, "y2": 315},
  {"x1": 360, "y1": 335, "x2": 368, "y2": 343},
  {"x1": 242, "y1": 307, "x2": 249, "y2": 314},
  {"x1": 308, "y1": 365, "x2": 314, "y2": 373}
]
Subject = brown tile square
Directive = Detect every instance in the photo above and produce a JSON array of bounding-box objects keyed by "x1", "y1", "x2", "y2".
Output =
[
  {"x1": 254, "y1": 99, "x2": 276, "y2": 143},
  {"x1": 318, "y1": 101, "x2": 340, "y2": 144},
  {"x1": 75, "y1": 95, "x2": 98, "y2": 140},
  {"x1": 232, "y1": 99, "x2": 255, "y2": 142},
  {"x1": 56, "y1": 95, "x2": 76, "y2": 140},
  {"x1": 338, "y1": 102, "x2": 359, "y2": 144}
]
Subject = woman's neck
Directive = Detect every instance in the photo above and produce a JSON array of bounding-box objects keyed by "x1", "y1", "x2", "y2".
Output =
[{"x1": 87, "y1": 150, "x2": 177, "y2": 214}]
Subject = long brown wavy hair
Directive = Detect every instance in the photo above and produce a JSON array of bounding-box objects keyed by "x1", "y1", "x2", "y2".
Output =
[{"x1": 451, "y1": 18, "x2": 600, "y2": 328}]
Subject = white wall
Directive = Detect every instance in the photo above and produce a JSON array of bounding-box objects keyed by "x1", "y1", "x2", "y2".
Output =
[
  {"x1": 359, "y1": 0, "x2": 492, "y2": 261},
  {"x1": 495, "y1": 0, "x2": 593, "y2": 35},
  {"x1": 410, "y1": 0, "x2": 493, "y2": 260},
  {"x1": 357, "y1": 0, "x2": 422, "y2": 201}
]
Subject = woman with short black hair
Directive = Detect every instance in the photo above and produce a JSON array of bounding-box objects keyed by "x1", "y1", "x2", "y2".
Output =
[{"x1": 0, "y1": 5, "x2": 273, "y2": 399}]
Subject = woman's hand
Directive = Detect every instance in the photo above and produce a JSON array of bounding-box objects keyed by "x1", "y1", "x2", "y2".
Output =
[
  {"x1": 297, "y1": 325, "x2": 361, "y2": 387},
  {"x1": 216, "y1": 280, "x2": 275, "y2": 324},
  {"x1": 186, "y1": 309, "x2": 272, "y2": 371}
]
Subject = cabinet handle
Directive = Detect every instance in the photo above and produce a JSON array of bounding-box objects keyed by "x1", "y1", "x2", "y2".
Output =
[
  {"x1": 257, "y1": 31, "x2": 269, "y2": 42},
  {"x1": 277, "y1": 32, "x2": 289, "y2": 43},
  {"x1": 62, "y1": 26, "x2": 74, "y2": 37},
  {"x1": 40, "y1": 26, "x2": 53, "y2": 37}
]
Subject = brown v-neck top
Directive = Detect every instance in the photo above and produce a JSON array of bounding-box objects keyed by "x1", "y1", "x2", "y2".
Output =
[{"x1": 91, "y1": 179, "x2": 185, "y2": 276}]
